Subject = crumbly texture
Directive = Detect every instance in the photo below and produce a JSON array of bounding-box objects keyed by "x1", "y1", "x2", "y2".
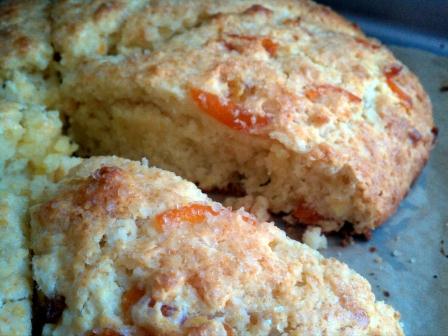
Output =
[
  {"x1": 0, "y1": 98, "x2": 78, "y2": 335},
  {"x1": 31, "y1": 157, "x2": 403, "y2": 336}
]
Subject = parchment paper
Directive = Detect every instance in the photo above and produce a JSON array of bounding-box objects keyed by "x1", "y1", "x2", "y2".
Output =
[{"x1": 323, "y1": 46, "x2": 448, "y2": 336}]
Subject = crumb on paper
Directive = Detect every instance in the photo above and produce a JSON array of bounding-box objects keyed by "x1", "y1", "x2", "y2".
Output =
[
  {"x1": 391, "y1": 250, "x2": 401, "y2": 257},
  {"x1": 409, "y1": 258, "x2": 416, "y2": 264},
  {"x1": 374, "y1": 256, "x2": 383, "y2": 264},
  {"x1": 302, "y1": 226, "x2": 327, "y2": 250},
  {"x1": 369, "y1": 246, "x2": 377, "y2": 253},
  {"x1": 383, "y1": 290, "x2": 390, "y2": 298}
]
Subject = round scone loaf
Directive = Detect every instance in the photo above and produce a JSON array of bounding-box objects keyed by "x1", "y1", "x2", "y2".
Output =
[
  {"x1": 0, "y1": 1, "x2": 436, "y2": 235},
  {"x1": 50, "y1": 0, "x2": 435, "y2": 235},
  {"x1": 31, "y1": 156, "x2": 403, "y2": 336}
]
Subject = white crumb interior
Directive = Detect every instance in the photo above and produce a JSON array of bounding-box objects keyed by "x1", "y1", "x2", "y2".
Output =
[{"x1": 69, "y1": 99, "x2": 367, "y2": 232}]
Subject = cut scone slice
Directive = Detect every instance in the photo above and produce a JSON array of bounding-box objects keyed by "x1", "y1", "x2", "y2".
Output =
[
  {"x1": 0, "y1": 99, "x2": 79, "y2": 336},
  {"x1": 31, "y1": 156, "x2": 403, "y2": 336},
  {"x1": 57, "y1": 0, "x2": 436, "y2": 234}
]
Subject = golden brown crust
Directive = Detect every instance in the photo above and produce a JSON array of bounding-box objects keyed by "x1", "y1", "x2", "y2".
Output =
[{"x1": 31, "y1": 157, "x2": 403, "y2": 335}]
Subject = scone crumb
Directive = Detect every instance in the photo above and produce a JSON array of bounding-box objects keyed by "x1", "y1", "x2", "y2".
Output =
[
  {"x1": 374, "y1": 256, "x2": 383, "y2": 264},
  {"x1": 302, "y1": 226, "x2": 328, "y2": 250},
  {"x1": 391, "y1": 250, "x2": 401, "y2": 257}
]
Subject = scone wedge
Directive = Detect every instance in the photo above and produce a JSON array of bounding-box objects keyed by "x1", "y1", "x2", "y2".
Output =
[
  {"x1": 31, "y1": 157, "x2": 403, "y2": 336},
  {"x1": 54, "y1": 0, "x2": 436, "y2": 235}
]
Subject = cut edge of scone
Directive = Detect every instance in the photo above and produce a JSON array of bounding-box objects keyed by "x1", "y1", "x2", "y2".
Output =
[{"x1": 31, "y1": 156, "x2": 403, "y2": 336}]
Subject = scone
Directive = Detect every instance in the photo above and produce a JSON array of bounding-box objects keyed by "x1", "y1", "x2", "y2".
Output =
[
  {"x1": 0, "y1": 99, "x2": 78, "y2": 336},
  {"x1": 48, "y1": 0, "x2": 435, "y2": 234},
  {"x1": 31, "y1": 156, "x2": 403, "y2": 336}
]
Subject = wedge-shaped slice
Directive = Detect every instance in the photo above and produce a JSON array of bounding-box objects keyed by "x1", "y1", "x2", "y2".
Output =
[
  {"x1": 31, "y1": 157, "x2": 403, "y2": 336},
  {"x1": 58, "y1": 0, "x2": 435, "y2": 235}
]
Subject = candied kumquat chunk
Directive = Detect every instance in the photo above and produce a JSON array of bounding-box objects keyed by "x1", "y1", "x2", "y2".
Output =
[
  {"x1": 154, "y1": 204, "x2": 221, "y2": 232},
  {"x1": 241, "y1": 213, "x2": 257, "y2": 226},
  {"x1": 304, "y1": 84, "x2": 361, "y2": 103},
  {"x1": 191, "y1": 88, "x2": 269, "y2": 132},
  {"x1": 384, "y1": 65, "x2": 412, "y2": 108},
  {"x1": 261, "y1": 38, "x2": 278, "y2": 57}
]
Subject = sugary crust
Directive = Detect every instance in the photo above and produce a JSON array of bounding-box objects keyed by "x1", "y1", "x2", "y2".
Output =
[{"x1": 31, "y1": 157, "x2": 403, "y2": 335}]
